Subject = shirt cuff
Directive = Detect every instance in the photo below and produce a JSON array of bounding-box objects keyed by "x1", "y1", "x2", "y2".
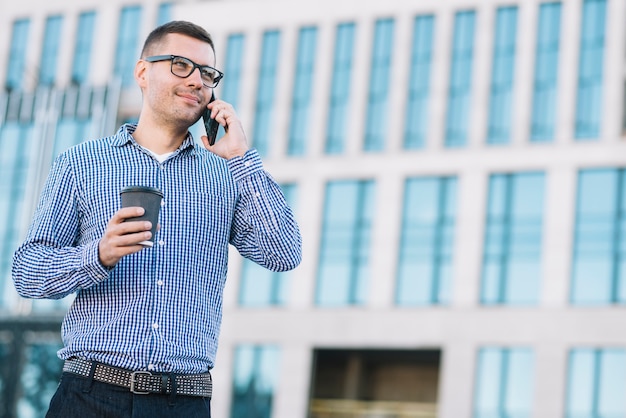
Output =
[
  {"x1": 227, "y1": 149, "x2": 263, "y2": 183},
  {"x1": 82, "y1": 240, "x2": 110, "y2": 283}
]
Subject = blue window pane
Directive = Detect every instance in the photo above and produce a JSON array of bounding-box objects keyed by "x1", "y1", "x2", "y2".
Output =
[
  {"x1": 5, "y1": 19, "x2": 30, "y2": 90},
  {"x1": 239, "y1": 185, "x2": 297, "y2": 306},
  {"x1": 487, "y1": 7, "x2": 517, "y2": 145},
  {"x1": 575, "y1": 0, "x2": 606, "y2": 140},
  {"x1": 482, "y1": 173, "x2": 545, "y2": 305},
  {"x1": 317, "y1": 180, "x2": 374, "y2": 306},
  {"x1": 326, "y1": 23, "x2": 355, "y2": 155},
  {"x1": 566, "y1": 349, "x2": 626, "y2": 418},
  {"x1": 218, "y1": 34, "x2": 245, "y2": 139},
  {"x1": 445, "y1": 11, "x2": 476, "y2": 148},
  {"x1": 231, "y1": 345, "x2": 280, "y2": 418},
  {"x1": 0, "y1": 123, "x2": 37, "y2": 307},
  {"x1": 72, "y1": 12, "x2": 96, "y2": 84},
  {"x1": 404, "y1": 15, "x2": 435, "y2": 150},
  {"x1": 157, "y1": 3, "x2": 172, "y2": 25},
  {"x1": 396, "y1": 177, "x2": 457, "y2": 305},
  {"x1": 571, "y1": 169, "x2": 626, "y2": 305},
  {"x1": 114, "y1": 6, "x2": 143, "y2": 87},
  {"x1": 222, "y1": 34, "x2": 245, "y2": 108},
  {"x1": 474, "y1": 347, "x2": 534, "y2": 418},
  {"x1": 252, "y1": 31, "x2": 280, "y2": 157},
  {"x1": 39, "y1": 16, "x2": 63, "y2": 86},
  {"x1": 288, "y1": 27, "x2": 317, "y2": 156},
  {"x1": 531, "y1": 3, "x2": 562, "y2": 142},
  {"x1": 363, "y1": 19, "x2": 394, "y2": 152},
  {"x1": 52, "y1": 119, "x2": 92, "y2": 161}
]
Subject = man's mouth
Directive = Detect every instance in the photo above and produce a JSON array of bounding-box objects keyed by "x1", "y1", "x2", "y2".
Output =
[{"x1": 178, "y1": 92, "x2": 202, "y2": 104}]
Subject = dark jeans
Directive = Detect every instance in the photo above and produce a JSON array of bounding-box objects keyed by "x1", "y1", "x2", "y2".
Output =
[{"x1": 46, "y1": 372, "x2": 211, "y2": 418}]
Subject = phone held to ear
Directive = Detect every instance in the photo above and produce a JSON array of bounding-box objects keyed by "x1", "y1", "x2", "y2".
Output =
[{"x1": 203, "y1": 93, "x2": 219, "y2": 146}]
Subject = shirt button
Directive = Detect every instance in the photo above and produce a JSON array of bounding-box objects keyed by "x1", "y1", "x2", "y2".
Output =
[
  {"x1": 244, "y1": 161, "x2": 251, "y2": 167},
  {"x1": 152, "y1": 323, "x2": 159, "y2": 329},
  {"x1": 159, "y1": 240, "x2": 165, "y2": 246},
  {"x1": 157, "y1": 280, "x2": 164, "y2": 286},
  {"x1": 161, "y1": 200, "x2": 166, "y2": 207},
  {"x1": 255, "y1": 192, "x2": 260, "y2": 198},
  {"x1": 147, "y1": 364, "x2": 155, "y2": 371}
]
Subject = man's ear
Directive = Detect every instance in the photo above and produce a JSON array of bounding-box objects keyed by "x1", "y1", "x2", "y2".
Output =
[{"x1": 134, "y1": 60, "x2": 148, "y2": 88}]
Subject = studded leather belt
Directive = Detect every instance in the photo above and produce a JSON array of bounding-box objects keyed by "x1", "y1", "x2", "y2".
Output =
[{"x1": 63, "y1": 358, "x2": 212, "y2": 397}]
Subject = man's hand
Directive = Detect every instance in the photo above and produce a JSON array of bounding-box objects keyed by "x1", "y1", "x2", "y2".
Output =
[
  {"x1": 200, "y1": 98, "x2": 249, "y2": 159},
  {"x1": 99, "y1": 207, "x2": 153, "y2": 267}
]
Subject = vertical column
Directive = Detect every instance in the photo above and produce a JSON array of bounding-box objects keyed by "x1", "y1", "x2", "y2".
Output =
[
  {"x1": 428, "y1": 6, "x2": 452, "y2": 151},
  {"x1": 272, "y1": 23, "x2": 296, "y2": 159},
  {"x1": 438, "y1": 342, "x2": 476, "y2": 418},
  {"x1": 387, "y1": 13, "x2": 412, "y2": 153},
  {"x1": 452, "y1": 168, "x2": 487, "y2": 307},
  {"x1": 556, "y1": 0, "x2": 582, "y2": 143},
  {"x1": 512, "y1": 0, "x2": 539, "y2": 146},
  {"x1": 308, "y1": 21, "x2": 333, "y2": 158},
  {"x1": 289, "y1": 175, "x2": 323, "y2": 309},
  {"x1": 533, "y1": 343, "x2": 568, "y2": 418},
  {"x1": 369, "y1": 172, "x2": 403, "y2": 308},
  {"x1": 346, "y1": 16, "x2": 371, "y2": 155},
  {"x1": 541, "y1": 165, "x2": 577, "y2": 307},
  {"x1": 273, "y1": 344, "x2": 314, "y2": 417},
  {"x1": 468, "y1": 4, "x2": 494, "y2": 148}
]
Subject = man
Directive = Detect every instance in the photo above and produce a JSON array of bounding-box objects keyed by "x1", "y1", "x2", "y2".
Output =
[{"x1": 12, "y1": 20, "x2": 301, "y2": 417}]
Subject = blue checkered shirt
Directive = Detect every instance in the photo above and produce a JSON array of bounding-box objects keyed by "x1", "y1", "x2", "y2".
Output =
[{"x1": 12, "y1": 124, "x2": 302, "y2": 373}]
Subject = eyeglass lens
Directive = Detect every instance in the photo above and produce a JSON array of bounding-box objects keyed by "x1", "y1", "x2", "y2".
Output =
[{"x1": 171, "y1": 56, "x2": 219, "y2": 87}]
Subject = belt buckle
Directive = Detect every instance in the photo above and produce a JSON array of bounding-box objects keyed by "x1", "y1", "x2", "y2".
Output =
[{"x1": 129, "y1": 371, "x2": 152, "y2": 394}]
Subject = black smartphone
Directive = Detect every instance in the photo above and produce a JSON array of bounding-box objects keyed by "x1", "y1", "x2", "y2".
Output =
[{"x1": 202, "y1": 93, "x2": 219, "y2": 146}]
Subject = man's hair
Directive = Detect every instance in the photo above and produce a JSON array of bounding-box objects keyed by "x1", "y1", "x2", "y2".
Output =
[{"x1": 141, "y1": 20, "x2": 214, "y2": 58}]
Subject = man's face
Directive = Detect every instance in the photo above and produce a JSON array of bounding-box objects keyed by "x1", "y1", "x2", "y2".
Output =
[{"x1": 139, "y1": 33, "x2": 216, "y2": 129}]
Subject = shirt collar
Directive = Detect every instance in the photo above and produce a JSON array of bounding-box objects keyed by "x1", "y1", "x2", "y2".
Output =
[{"x1": 111, "y1": 124, "x2": 198, "y2": 156}]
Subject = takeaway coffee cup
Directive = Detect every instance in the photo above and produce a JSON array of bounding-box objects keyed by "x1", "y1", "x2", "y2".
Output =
[{"x1": 120, "y1": 186, "x2": 164, "y2": 247}]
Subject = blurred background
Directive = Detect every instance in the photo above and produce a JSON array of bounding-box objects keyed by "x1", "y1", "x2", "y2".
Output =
[{"x1": 0, "y1": 0, "x2": 625, "y2": 417}]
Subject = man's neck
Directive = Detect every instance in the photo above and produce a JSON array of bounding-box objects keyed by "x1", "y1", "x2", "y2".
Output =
[{"x1": 132, "y1": 120, "x2": 188, "y2": 155}]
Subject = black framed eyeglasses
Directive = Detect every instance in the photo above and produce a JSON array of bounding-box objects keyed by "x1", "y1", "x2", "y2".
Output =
[{"x1": 144, "y1": 55, "x2": 224, "y2": 88}]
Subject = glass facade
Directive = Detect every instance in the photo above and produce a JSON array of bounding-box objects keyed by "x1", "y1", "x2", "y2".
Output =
[
  {"x1": 404, "y1": 15, "x2": 435, "y2": 150},
  {"x1": 396, "y1": 176, "x2": 457, "y2": 305},
  {"x1": 566, "y1": 348, "x2": 626, "y2": 417},
  {"x1": 252, "y1": 30, "x2": 281, "y2": 157},
  {"x1": 114, "y1": 6, "x2": 142, "y2": 87},
  {"x1": 71, "y1": 11, "x2": 96, "y2": 84},
  {"x1": 445, "y1": 11, "x2": 476, "y2": 148},
  {"x1": 363, "y1": 18, "x2": 394, "y2": 152},
  {"x1": 317, "y1": 180, "x2": 374, "y2": 306},
  {"x1": 574, "y1": 0, "x2": 606, "y2": 140},
  {"x1": 481, "y1": 173, "x2": 545, "y2": 305},
  {"x1": 5, "y1": 19, "x2": 30, "y2": 90},
  {"x1": 486, "y1": 7, "x2": 517, "y2": 145},
  {"x1": 230, "y1": 345, "x2": 280, "y2": 418},
  {"x1": 530, "y1": 2, "x2": 561, "y2": 142},
  {"x1": 474, "y1": 347, "x2": 534, "y2": 418},
  {"x1": 288, "y1": 27, "x2": 317, "y2": 156},
  {"x1": 222, "y1": 34, "x2": 245, "y2": 107},
  {"x1": 325, "y1": 22, "x2": 356, "y2": 154},
  {"x1": 219, "y1": 33, "x2": 245, "y2": 139},
  {"x1": 39, "y1": 16, "x2": 63, "y2": 86},
  {"x1": 571, "y1": 169, "x2": 626, "y2": 305},
  {"x1": 239, "y1": 184, "x2": 297, "y2": 307},
  {"x1": 157, "y1": 2, "x2": 172, "y2": 25},
  {"x1": 0, "y1": 123, "x2": 37, "y2": 306}
]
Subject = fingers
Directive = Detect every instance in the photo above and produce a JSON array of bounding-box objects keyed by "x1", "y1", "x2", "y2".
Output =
[{"x1": 98, "y1": 207, "x2": 153, "y2": 267}]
